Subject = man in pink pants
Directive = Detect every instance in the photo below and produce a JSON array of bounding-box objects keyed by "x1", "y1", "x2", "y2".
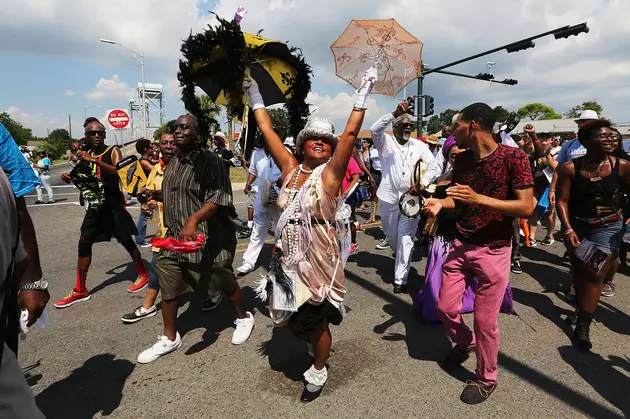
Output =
[{"x1": 423, "y1": 103, "x2": 534, "y2": 404}]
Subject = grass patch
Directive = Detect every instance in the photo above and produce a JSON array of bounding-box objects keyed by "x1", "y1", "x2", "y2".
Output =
[{"x1": 230, "y1": 168, "x2": 247, "y2": 184}]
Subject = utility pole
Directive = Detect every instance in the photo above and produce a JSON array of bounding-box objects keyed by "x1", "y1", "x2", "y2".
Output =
[
  {"x1": 227, "y1": 115, "x2": 233, "y2": 150},
  {"x1": 416, "y1": 70, "x2": 424, "y2": 136},
  {"x1": 68, "y1": 114, "x2": 72, "y2": 138}
]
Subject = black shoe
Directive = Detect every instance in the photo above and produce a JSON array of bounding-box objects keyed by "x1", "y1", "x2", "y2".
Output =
[
  {"x1": 121, "y1": 305, "x2": 157, "y2": 324},
  {"x1": 238, "y1": 228, "x2": 252, "y2": 239},
  {"x1": 460, "y1": 380, "x2": 496, "y2": 404},
  {"x1": 201, "y1": 294, "x2": 223, "y2": 312},
  {"x1": 573, "y1": 310, "x2": 593, "y2": 352},
  {"x1": 510, "y1": 260, "x2": 522, "y2": 274},
  {"x1": 393, "y1": 284, "x2": 407, "y2": 294},
  {"x1": 34, "y1": 200, "x2": 44, "y2": 205},
  {"x1": 300, "y1": 383, "x2": 324, "y2": 403},
  {"x1": 441, "y1": 344, "x2": 472, "y2": 372}
]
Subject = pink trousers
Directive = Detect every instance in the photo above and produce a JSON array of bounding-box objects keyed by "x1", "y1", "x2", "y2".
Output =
[{"x1": 437, "y1": 239, "x2": 511, "y2": 384}]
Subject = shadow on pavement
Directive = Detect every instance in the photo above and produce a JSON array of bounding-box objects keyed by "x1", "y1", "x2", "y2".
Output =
[
  {"x1": 345, "y1": 264, "x2": 625, "y2": 418},
  {"x1": 558, "y1": 347, "x2": 629, "y2": 418},
  {"x1": 36, "y1": 353, "x2": 134, "y2": 418},
  {"x1": 258, "y1": 329, "x2": 312, "y2": 382},
  {"x1": 91, "y1": 262, "x2": 138, "y2": 295}
]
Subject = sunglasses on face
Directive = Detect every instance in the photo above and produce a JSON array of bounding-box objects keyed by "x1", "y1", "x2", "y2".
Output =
[
  {"x1": 399, "y1": 123, "x2": 413, "y2": 129},
  {"x1": 86, "y1": 130, "x2": 106, "y2": 137}
]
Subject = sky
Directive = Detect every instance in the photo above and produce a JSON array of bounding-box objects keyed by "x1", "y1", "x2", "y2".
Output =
[{"x1": 1, "y1": 0, "x2": 629, "y2": 141}]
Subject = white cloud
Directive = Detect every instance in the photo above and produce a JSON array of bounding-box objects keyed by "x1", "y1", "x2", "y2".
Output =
[
  {"x1": 85, "y1": 74, "x2": 134, "y2": 101},
  {"x1": 2, "y1": 0, "x2": 630, "y2": 128},
  {"x1": 64, "y1": 90, "x2": 75, "y2": 97},
  {"x1": 5, "y1": 106, "x2": 83, "y2": 138},
  {"x1": 307, "y1": 91, "x2": 388, "y2": 131}
]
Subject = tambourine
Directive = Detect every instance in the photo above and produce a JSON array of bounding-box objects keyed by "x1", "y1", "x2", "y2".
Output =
[
  {"x1": 502, "y1": 112, "x2": 521, "y2": 134},
  {"x1": 399, "y1": 190, "x2": 424, "y2": 218}
]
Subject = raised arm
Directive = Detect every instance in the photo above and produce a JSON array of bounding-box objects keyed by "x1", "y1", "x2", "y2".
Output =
[
  {"x1": 244, "y1": 80, "x2": 297, "y2": 178},
  {"x1": 323, "y1": 68, "x2": 377, "y2": 195}
]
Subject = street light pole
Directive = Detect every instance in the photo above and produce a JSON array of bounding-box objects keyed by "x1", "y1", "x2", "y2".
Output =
[
  {"x1": 100, "y1": 38, "x2": 148, "y2": 139},
  {"x1": 84, "y1": 105, "x2": 103, "y2": 119}
]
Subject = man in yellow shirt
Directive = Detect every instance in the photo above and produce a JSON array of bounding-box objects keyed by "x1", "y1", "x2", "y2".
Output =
[{"x1": 121, "y1": 130, "x2": 176, "y2": 323}]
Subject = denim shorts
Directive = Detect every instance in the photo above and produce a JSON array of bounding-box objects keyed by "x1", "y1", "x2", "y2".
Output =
[{"x1": 572, "y1": 219, "x2": 624, "y2": 257}]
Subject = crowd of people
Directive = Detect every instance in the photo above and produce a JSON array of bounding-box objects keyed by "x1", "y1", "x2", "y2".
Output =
[{"x1": 1, "y1": 65, "x2": 629, "y2": 414}]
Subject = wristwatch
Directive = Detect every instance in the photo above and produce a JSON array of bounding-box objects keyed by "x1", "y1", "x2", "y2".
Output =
[{"x1": 20, "y1": 278, "x2": 49, "y2": 292}]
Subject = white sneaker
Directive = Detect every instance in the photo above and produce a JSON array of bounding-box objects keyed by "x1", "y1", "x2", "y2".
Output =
[
  {"x1": 236, "y1": 263, "x2": 255, "y2": 274},
  {"x1": 137, "y1": 333, "x2": 182, "y2": 364},
  {"x1": 232, "y1": 311, "x2": 255, "y2": 344},
  {"x1": 375, "y1": 239, "x2": 390, "y2": 250}
]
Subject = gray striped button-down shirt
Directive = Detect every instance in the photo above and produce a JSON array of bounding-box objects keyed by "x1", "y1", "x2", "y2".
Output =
[{"x1": 162, "y1": 150, "x2": 236, "y2": 263}]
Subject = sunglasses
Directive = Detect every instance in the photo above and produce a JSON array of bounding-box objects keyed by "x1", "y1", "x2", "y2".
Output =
[
  {"x1": 399, "y1": 123, "x2": 413, "y2": 129},
  {"x1": 86, "y1": 130, "x2": 106, "y2": 137}
]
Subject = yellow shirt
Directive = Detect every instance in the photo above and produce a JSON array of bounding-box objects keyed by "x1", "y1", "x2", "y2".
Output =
[{"x1": 146, "y1": 163, "x2": 165, "y2": 252}]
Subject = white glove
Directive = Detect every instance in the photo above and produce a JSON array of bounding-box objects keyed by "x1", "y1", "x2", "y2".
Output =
[
  {"x1": 243, "y1": 78, "x2": 265, "y2": 110},
  {"x1": 354, "y1": 67, "x2": 378, "y2": 109}
]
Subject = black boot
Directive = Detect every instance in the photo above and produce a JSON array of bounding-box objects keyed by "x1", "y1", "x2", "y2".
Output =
[{"x1": 573, "y1": 310, "x2": 593, "y2": 352}]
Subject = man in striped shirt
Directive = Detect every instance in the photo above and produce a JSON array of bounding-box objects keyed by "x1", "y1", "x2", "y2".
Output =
[{"x1": 137, "y1": 115, "x2": 255, "y2": 363}]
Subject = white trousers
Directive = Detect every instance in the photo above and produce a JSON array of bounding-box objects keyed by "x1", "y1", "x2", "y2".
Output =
[
  {"x1": 36, "y1": 174, "x2": 54, "y2": 201},
  {"x1": 380, "y1": 200, "x2": 419, "y2": 285},
  {"x1": 242, "y1": 207, "x2": 280, "y2": 266}
]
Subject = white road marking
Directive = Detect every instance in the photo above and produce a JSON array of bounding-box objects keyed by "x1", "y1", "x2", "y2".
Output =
[{"x1": 26, "y1": 193, "x2": 79, "y2": 197}]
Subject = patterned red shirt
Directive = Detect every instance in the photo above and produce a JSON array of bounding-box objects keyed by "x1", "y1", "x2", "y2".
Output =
[{"x1": 451, "y1": 144, "x2": 533, "y2": 247}]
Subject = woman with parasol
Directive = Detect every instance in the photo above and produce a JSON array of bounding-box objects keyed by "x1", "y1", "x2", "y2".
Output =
[{"x1": 244, "y1": 67, "x2": 377, "y2": 402}]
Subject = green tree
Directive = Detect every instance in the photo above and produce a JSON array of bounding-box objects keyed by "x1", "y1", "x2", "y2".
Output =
[
  {"x1": 517, "y1": 103, "x2": 562, "y2": 121},
  {"x1": 45, "y1": 128, "x2": 73, "y2": 158},
  {"x1": 493, "y1": 106, "x2": 511, "y2": 123},
  {"x1": 0, "y1": 112, "x2": 34, "y2": 146},
  {"x1": 426, "y1": 109, "x2": 459, "y2": 134},
  {"x1": 564, "y1": 100, "x2": 604, "y2": 119},
  {"x1": 198, "y1": 94, "x2": 221, "y2": 132},
  {"x1": 38, "y1": 141, "x2": 62, "y2": 160},
  {"x1": 427, "y1": 115, "x2": 441, "y2": 134},
  {"x1": 267, "y1": 108, "x2": 290, "y2": 133},
  {"x1": 153, "y1": 121, "x2": 175, "y2": 142}
]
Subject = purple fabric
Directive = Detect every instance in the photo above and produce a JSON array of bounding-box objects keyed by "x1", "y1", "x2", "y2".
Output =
[
  {"x1": 441, "y1": 136, "x2": 457, "y2": 159},
  {"x1": 413, "y1": 235, "x2": 514, "y2": 322}
]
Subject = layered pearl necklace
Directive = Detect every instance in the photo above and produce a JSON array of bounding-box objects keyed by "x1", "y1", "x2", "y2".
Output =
[{"x1": 284, "y1": 164, "x2": 314, "y2": 263}]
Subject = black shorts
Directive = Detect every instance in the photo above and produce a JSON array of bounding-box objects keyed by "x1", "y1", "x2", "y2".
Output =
[
  {"x1": 287, "y1": 300, "x2": 343, "y2": 340},
  {"x1": 80, "y1": 197, "x2": 138, "y2": 243}
]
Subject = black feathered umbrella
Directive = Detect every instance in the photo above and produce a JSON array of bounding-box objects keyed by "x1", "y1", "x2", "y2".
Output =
[{"x1": 178, "y1": 16, "x2": 312, "y2": 145}]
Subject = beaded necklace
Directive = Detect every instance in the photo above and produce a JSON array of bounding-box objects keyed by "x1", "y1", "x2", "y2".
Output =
[{"x1": 283, "y1": 164, "x2": 314, "y2": 263}]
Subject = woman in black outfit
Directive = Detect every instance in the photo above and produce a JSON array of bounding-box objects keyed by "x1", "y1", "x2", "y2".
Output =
[{"x1": 556, "y1": 119, "x2": 630, "y2": 351}]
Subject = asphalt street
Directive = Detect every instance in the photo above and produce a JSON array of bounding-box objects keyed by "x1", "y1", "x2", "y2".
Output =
[{"x1": 18, "y1": 163, "x2": 630, "y2": 418}]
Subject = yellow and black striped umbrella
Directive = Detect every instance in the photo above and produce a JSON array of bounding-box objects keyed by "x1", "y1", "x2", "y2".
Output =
[{"x1": 192, "y1": 33, "x2": 299, "y2": 107}]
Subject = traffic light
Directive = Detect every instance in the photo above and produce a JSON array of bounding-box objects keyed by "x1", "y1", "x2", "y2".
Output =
[
  {"x1": 554, "y1": 23, "x2": 590, "y2": 39},
  {"x1": 501, "y1": 79, "x2": 518, "y2": 85},
  {"x1": 424, "y1": 96, "x2": 435, "y2": 116},
  {"x1": 475, "y1": 73, "x2": 494, "y2": 81},
  {"x1": 506, "y1": 40, "x2": 535, "y2": 53}
]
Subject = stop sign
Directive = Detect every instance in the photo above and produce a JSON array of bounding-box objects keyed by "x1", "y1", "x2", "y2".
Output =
[{"x1": 107, "y1": 109, "x2": 130, "y2": 129}]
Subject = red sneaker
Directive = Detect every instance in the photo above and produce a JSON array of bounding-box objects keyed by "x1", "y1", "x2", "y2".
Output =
[
  {"x1": 127, "y1": 276, "x2": 149, "y2": 293},
  {"x1": 54, "y1": 288, "x2": 91, "y2": 308}
]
